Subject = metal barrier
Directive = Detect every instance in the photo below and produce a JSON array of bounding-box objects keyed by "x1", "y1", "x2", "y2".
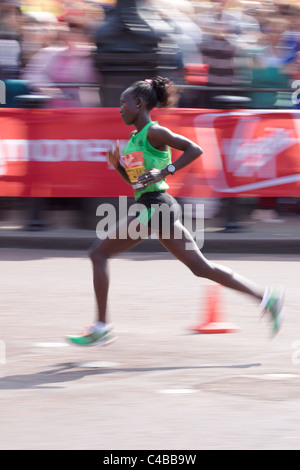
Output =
[
  {"x1": 48, "y1": 82, "x2": 294, "y2": 109},
  {"x1": 2, "y1": 79, "x2": 294, "y2": 109}
]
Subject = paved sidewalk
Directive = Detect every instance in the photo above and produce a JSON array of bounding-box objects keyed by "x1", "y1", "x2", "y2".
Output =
[{"x1": 1, "y1": 212, "x2": 299, "y2": 253}]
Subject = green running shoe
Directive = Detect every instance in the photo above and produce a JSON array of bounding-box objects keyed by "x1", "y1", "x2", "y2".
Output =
[
  {"x1": 261, "y1": 286, "x2": 285, "y2": 335},
  {"x1": 66, "y1": 324, "x2": 116, "y2": 347}
]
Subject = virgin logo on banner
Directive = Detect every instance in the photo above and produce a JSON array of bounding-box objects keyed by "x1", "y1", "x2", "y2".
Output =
[
  {"x1": 193, "y1": 111, "x2": 300, "y2": 196},
  {"x1": 1, "y1": 108, "x2": 300, "y2": 197}
]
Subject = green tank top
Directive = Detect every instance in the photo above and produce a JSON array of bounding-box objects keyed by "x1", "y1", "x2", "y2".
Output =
[{"x1": 122, "y1": 121, "x2": 172, "y2": 201}]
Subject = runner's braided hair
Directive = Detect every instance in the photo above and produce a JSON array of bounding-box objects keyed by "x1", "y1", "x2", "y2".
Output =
[{"x1": 130, "y1": 76, "x2": 178, "y2": 111}]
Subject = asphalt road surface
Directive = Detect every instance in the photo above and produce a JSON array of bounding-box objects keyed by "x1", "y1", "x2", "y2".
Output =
[{"x1": 0, "y1": 248, "x2": 299, "y2": 450}]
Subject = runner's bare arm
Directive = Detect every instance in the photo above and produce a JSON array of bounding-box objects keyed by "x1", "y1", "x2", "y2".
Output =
[{"x1": 149, "y1": 125, "x2": 203, "y2": 170}]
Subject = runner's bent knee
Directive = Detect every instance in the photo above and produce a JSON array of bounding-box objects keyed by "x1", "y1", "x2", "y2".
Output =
[
  {"x1": 190, "y1": 259, "x2": 214, "y2": 278},
  {"x1": 89, "y1": 241, "x2": 109, "y2": 264}
]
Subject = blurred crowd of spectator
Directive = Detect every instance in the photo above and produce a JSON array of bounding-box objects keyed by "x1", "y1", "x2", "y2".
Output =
[{"x1": 1, "y1": 0, "x2": 300, "y2": 108}]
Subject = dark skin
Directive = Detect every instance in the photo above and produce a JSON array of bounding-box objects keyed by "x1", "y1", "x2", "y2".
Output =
[{"x1": 90, "y1": 87, "x2": 264, "y2": 325}]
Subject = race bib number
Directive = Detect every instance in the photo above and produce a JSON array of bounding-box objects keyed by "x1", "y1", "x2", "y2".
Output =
[{"x1": 122, "y1": 151, "x2": 145, "y2": 183}]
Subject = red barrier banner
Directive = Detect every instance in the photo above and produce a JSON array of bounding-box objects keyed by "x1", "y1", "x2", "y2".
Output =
[{"x1": 1, "y1": 107, "x2": 300, "y2": 197}]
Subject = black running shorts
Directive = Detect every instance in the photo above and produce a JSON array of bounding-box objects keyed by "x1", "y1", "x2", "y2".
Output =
[{"x1": 133, "y1": 191, "x2": 182, "y2": 233}]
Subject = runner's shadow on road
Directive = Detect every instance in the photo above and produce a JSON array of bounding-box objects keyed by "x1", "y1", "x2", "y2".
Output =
[{"x1": 0, "y1": 362, "x2": 261, "y2": 390}]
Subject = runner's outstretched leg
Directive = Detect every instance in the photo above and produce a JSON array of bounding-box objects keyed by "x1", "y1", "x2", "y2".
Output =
[{"x1": 159, "y1": 220, "x2": 264, "y2": 300}]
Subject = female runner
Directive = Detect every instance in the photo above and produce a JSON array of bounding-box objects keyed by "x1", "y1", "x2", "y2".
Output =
[{"x1": 67, "y1": 76, "x2": 284, "y2": 346}]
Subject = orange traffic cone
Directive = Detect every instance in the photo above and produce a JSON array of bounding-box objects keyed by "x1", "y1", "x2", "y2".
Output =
[{"x1": 191, "y1": 284, "x2": 240, "y2": 334}]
